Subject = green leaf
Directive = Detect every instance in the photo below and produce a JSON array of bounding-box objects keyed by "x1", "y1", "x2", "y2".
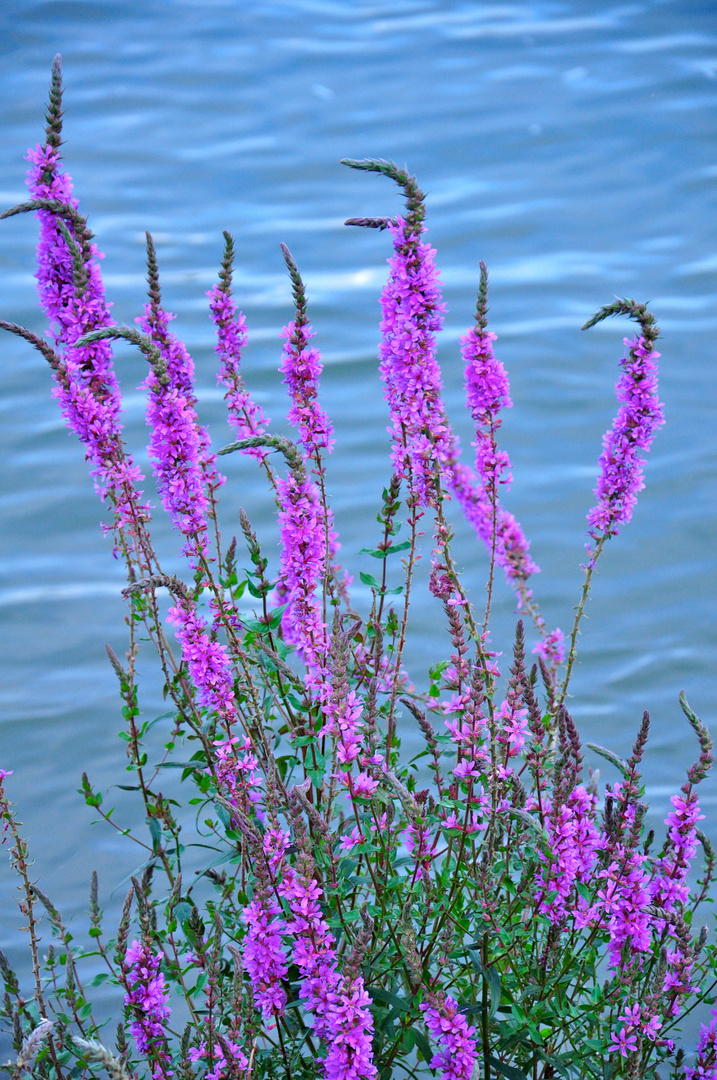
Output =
[
  {"x1": 586, "y1": 742, "x2": 629, "y2": 778},
  {"x1": 148, "y1": 816, "x2": 162, "y2": 853},
  {"x1": 467, "y1": 947, "x2": 502, "y2": 1020},
  {"x1": 413, "y1": 1028, "x2": 433, "y2": 1065},
  {"x1": 360, "y1": 571, "x2": 381, "y2": 590},
  {"x1": 401, "y1": 1026, "x2": 416, "y2": 1052},
  {"x1": 359, "y1": 540, "x2": 412, "y2": 559},
  {"x1": 487, "y1": 1057, "x2": 528, "y2": 1080},
  {"x1": 267, "y1": 603, "x2": 288, "y2": 629},
  {"x1": 369, "y1": 988, "x2": 411, "y2": 1013},
  {"x1": 245, "y1": 577, "x2": 265, "y2": 599},
  {"x1": 143, "y1": 710, "x2": 176, "y2": 733}
]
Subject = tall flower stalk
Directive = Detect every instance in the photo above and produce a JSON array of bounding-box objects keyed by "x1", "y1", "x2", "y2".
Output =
[
  {"x1": 1, "y1": 55, "x2": 150, "y2": 552},
  {"x1": 559, "y1": 300, "x2": 663, "y2": 705},
  {"x1": 209, "y1": 230, "x2": 271, "y2": 464}
]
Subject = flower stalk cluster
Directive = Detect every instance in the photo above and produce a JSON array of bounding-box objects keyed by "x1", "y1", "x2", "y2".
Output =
[{"x1": 2, "y1": 67, "x2": 712, "y2": 1080}]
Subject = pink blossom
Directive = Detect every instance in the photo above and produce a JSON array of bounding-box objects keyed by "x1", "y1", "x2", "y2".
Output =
[
  {"x1": 280, "y1": 319, "x2": 334, "y2": 459},
  {"x1": 123, "y1": 940, "x2": 173, "y2": 1079},
  {"x1": 420, "y1": 993, "x2": 478, "y2": 1080},
  {"x1": 588, "y1": 335, "x2": 664, "y2": 537},
  {"x1": 608, "y1": 1026, "x2": 638, "y2": 1058},
  {"x1": 208, "y1": 278, "x2": 270, "y2": 460}
]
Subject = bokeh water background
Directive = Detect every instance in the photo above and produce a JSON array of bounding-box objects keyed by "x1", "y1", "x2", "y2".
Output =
[{"x1": 1, "y1": 0, "x2": 717, "y2": 1053}]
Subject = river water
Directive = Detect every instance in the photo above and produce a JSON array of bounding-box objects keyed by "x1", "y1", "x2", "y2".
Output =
[{"x1": 1, "y1": 0, "x2": 716, "y2": 1056}]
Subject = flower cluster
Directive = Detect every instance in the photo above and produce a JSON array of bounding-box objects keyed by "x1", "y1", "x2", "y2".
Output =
[
  {"x1": 587, "y1": 334, "x2": 664, "y2": 536},
  {"x1": 420, "y1": 993, "x2": 478, "y2": 1080},
  {"x1": 241, "y1": 892, "x2": 288, "y2": 1020},
  {"x1": 533, "y1": 626, "x2": 566, "y2": 669},
  {"x1": 208, "y1": 270, "x2": 270, "y2": 461},
  {"x1": 5, "y1": 96, "x2": 712, "y2": 1080},
  {"x1": 447, "y1": 460, "x2": 539, "y2": 594},
  {"x1": 650, "y1": 788, "x2": 704, "y2": 910},
  {"x1": 25, "y1": 141, "x2": 149, "y2": 534},
  {"x1": 280, "y1": 318, "x2": 334, "y2": 460},
  {"x1": 123, "y1": 939, "x2": 172, "y2": 1079},
  {"x1": 536, "y1": 784, "x2": 600, "y2": 923},
  {"x1": 188, "y1": 1038, "x2": 249, "y2": 1080},
  {"x1": 139, "y1": 294, "x2": 222, "y2": 560},
  {"x1": 378, "y1": 217, "x2": 451, "y2": 507},
  {"x1": 462, "y1": 324, "x2": 513, "y2": 497},
  {"x1": 280, "y1": 868, "x2": 377, "y2": 1079},
  {"x1": 276, "y1": 471, "x2": 329, "y2": 677},
  {"x1": 167, "y1": 598, "x2": 237, "y2": 727}
]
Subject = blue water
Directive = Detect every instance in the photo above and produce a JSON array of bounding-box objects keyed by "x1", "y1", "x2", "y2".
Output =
[{"x1": 1, "y1": 0, "x2": 716, "y2": 1055}]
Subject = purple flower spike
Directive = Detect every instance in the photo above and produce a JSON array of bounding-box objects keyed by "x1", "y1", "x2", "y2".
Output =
[
  {"x1": 279, "y1": 243, "x2": 334, "y2": 462},
  {"x1": 139, "y1": 236, "x2": 223, "y2": 562},
  {"x1": 209, "y1": 231, "x2": 271, "y2": 461},
  {"x1": 587, "y1": 334, "x2": 663, "y2": 536},
  {"x1": 123, "y1": 939, "x2": 173, "y2": 1080},
  {"x1": 143, "y1": 366, "x2": 212, "y2": 560},
  {"x1": 167, "y1": 598, "x2": 237, "y2": 728},
  {"x1": 448, "y1": 462, "x2": 539, "y2": 593},
  {"x1": 24, "y1": 99, "x2": 149, "y2": 535},
  {"x1": 420, "y1": 992, "x2": 478, "y2": 1080},
  {"x1": 536, "y1": 784, "x2": 600, "y2": 924},
  {"x1": 280, "y1": 866, "x2": 377, "y2": 1079},
  {"x1": 276, "y1": 471, "x2": 329, "y2": 678},
  {"x1": 241, "y1": 892, "x2": 289, "y2": 1021},
  {"x1": 462, "y1": 321, "x2": 513, "y2": 498},
  {"x1": 378, "y1": 217, "x2": 452, "y2": 507},
  {"x1": 280, "y1": 318, "x2": 334, "y2": 459},
  {"x1": 582, "y1": 298, "x2": 663, "y2": 538}
]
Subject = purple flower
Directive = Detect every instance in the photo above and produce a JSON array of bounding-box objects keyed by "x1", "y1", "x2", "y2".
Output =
[
  {"x1": 649, "y1": 789, "x2": 704, "y2": 914},
  {"x1": 608, "y1": 1026, "x2": 638, "y2": 1058},
  {"x1": 378, "y1": 217, "x2": 451, "y2": 507},
  {"x1": 189, "y1": 1039, "x2": 248, "y2": 1080},
  {"x1": 536, "y1": 784, "x2": 600, "y2": 924},
  {"x1": 276, "y1": 472, "x2": 329, "y2": 677},
  {"x1": 587, "y1": 335, "x2": 664, "y2": 537},
  {"x1": 322, "y1": 689, "x2": 365, "y2": 769},
  {"x1": 447, "y1": 461, "x2": 539, "y2": 596},
  {"x1": 376, "y1": 215, "x2": 538, "y2": 600},
  {"x1": 533, "y1": 627, "x2": 565, "y2": 669},
  {"x1": 323, "y1": 977, "x2": 377, "y2": 1080},
  {"x1": 123, "y1": 939, "x2": 173, "y2": 1079},
  {"x1": 462, "y1": 323, "x2": 513, "y2": 497},
  {"x1": 279, "y1": 868, "x2": 377, "y2": 1078},
  {"x1": 167, "y1": 599, "x2": 237, "y2": 727},
  {"x1": 208, "y1": 268, "x2": 271, "y2": 461},
  {"x1": 139, "y1": 296, "x2": 223, "y2": 562},
  {"x1": 420, "y1": 992, "x2": 478, "y2": 1080},
  {"x1": 165, "y1": 598, "x2": 263, "y2": 807},
  {"x1": 25, "y1": 142, "x2": 149, "y2": 535},
  {"x1": 280, "y1": 318, "x2": 334, "y2": 460},
  {"x1": 143, "y1": 370, "x2": 211, "y2": 558},
  {"x1": 685, "y1": 1007, "x2": 717, "y2": 1080},
  {"x1": 594, "y1": 847, "x2": 652, "y2": 969},
  {"x1": 241, "y1": 892, "x2": 289, "y2": 1020}
]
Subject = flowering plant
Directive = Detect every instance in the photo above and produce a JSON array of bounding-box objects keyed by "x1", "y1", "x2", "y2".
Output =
[{"x1": 2, "y1": 57, "x2": 716, "y2": 1080}]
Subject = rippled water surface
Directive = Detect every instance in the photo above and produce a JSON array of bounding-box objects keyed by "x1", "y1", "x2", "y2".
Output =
[{"x1": 1, "y1": 0, "x2": 717, "y2": 1043}]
